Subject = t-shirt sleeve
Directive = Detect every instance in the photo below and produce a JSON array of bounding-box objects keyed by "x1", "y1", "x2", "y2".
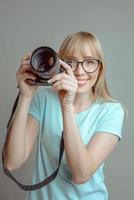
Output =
[
  {"x1": 95, "y1": 103, "x2": 125, "y2": 140},
  {"x1": 28, "y1": 90, "x2": 41, "y2": 122}
]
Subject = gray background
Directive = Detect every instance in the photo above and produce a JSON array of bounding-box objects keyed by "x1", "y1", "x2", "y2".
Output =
[{"x1": 0, "y1": 0, "x2": 133, "y2": 199}]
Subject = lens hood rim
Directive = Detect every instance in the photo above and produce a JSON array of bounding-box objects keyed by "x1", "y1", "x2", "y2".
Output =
[{"x1": 30, "y1": 46, "x2": 57, "y2": 73}]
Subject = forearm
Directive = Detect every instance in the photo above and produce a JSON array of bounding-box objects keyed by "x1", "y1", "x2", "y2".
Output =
[
  {"x1": 61, "y1": 105, "x2": 94, "y2": 183},
  {"x1": 4, "y1": 95, "x2": 32, "y2": 170}
]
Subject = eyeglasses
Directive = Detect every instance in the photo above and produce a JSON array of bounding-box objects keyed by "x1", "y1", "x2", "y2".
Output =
[{"x1": 64, "y1": 58, "x2": 101, "y2": 73}]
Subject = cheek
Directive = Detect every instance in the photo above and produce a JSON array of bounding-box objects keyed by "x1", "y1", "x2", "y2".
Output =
[{"x1": 88, "y1": 72, "x2": 99, "y2": 85}]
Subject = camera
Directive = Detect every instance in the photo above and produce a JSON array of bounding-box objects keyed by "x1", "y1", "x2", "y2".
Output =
[{"x1": 26, "y1": 46, "x2": 63, "y2": 85}]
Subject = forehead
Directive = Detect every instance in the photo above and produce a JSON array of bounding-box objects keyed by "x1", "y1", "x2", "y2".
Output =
[
  {"x1": 73, "y1": 45, "x2": 97, "y2": 59},
  {"x1": 66, "y1": 40, "x2": 98, "y2": 59}
]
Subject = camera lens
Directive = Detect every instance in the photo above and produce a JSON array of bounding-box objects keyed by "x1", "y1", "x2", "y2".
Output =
[
  {"x1": 27, "y1": 46, "x2": 61, "y2": 85},
  {"x1": 30, "y1": 47, "x2": 57, "y2": 73}
]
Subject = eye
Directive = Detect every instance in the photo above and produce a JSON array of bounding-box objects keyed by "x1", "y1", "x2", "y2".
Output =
[
  {"x1": 67, "y1": 59, "x2": 77, "y2": 66},
  {"x1": 85, "y1": 59, "x2": 97, "y2": 65}
]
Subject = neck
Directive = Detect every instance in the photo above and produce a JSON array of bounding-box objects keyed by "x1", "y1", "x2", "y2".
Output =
[{"x1": 74, "y1": 91, "x2": 96, "y2": 113}]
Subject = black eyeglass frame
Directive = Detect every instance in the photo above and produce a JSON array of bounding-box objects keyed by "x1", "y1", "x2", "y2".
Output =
[{"x1": 63, "y1": 58, "x2": 102, "y2": 73}]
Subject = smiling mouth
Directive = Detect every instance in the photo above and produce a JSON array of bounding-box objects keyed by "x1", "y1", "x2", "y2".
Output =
[{"x1": 77, "y1": 79, "x2": 89, "y2": 86}]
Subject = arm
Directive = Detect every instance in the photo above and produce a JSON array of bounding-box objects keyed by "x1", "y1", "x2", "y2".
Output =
[
  {"x1": 3, "y1": 96, "x2": 39, "y2": 170},
  {"x1": 50, "y1": 60, "x2": 121, "y2": 184},
  {"x1": 3, "y1": 54, "x2": 39, "y2": 171},
  {"x1": 62, "y1": 104, "x2": 118, "y2": 184}
]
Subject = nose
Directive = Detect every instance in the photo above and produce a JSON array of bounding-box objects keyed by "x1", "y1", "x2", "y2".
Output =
[{"x1": 75, "y1": 63, "x2": 85, "y2": 75}]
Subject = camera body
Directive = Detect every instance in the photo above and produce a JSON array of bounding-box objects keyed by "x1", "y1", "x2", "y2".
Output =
[{"x1": 26, "y1": 46, "x2": 63, "y2": 85}]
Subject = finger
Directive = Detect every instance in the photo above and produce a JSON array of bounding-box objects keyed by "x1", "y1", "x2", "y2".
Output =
[
  {"x1": 22, "y1": 60, "x2": 30, "y2": 65},
  {"x1": 52, "y1": 79, "x2": 73, "y2": 89},
  {"x1": 59, "y1": 59, "x2": 74, "y2": 76},
  {"x1": 21, "y1": 53, "x2": 31, "y2": 61},
  {"x1": 19, "y1": 57, "x2": 33, "y2": 72},
  {"x1": 17, "y1": 72, "x2": 36, "y2": 82},
  {"x1": 17, "y1": 64, "x2": 32, "y2": 76},
  {"x1": 50, "y1": 72, "x2": 70, "y2": 83},
  {"x1": 21, "y1": 54, "x2": 31, "y2": 66},
  {"x1": 53, "y1": 83, "x2": 73, "y2": 93}
]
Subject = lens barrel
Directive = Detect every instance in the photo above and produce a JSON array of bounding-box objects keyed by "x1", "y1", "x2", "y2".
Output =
[{"x1": 27, "y1": 46, "x2": 61, "y2": 85}]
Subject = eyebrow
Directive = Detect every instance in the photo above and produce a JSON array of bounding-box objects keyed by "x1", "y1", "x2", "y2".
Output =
[{"x1": 66, "y1": 56, "x2": 98, "y2": 60}]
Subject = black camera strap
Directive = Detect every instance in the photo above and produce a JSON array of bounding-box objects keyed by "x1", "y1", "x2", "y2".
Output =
[{"x1": 2, "y1": 93, "x2": 64, "y2": 191}]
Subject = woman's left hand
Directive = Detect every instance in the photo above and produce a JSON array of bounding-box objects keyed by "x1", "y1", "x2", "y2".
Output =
[{"x1": 50, "y1": 59, "x2": 78, "y2": 106}]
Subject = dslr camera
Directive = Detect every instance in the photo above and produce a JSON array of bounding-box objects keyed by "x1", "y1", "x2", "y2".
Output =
[{"x1": 26, "y1": 46, "x2": 64, "y2": 85}]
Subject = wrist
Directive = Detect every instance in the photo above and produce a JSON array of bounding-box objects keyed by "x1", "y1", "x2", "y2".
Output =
[
  {"x1": 61, "y1": 103, "x2": 75, "y2": 113},
  {"x1": 18, "y1": 94, "x2": 33, "y2": 104}
]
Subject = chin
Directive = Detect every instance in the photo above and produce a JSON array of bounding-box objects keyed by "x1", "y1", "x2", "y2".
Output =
[{"x1": 76, "y1": 86, "x2": 92, "y2": 94}]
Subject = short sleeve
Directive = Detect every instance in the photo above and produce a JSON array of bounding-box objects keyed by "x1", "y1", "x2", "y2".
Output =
[
  {"x1": 95, "y1": 103, "x2": 125, "y2": 140},
  {"x1": 28, "y1": 91, "x2": 41, "y2": 122}
]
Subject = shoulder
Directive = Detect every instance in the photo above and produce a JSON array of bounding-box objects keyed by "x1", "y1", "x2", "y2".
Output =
[
  {"x1": 95, "y1": 100, "x2": 125, "y2": 139},
  {"x1": 96, "y1": 99, "x2": 125, "y2": 122},
  {"x1": 97, "y1": 100, "x2": 125, "y2": 114}
]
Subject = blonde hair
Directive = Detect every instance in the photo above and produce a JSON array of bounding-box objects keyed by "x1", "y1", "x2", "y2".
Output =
[{"x1": 58, "y1": 31, "x2": 114, "y2": 102}]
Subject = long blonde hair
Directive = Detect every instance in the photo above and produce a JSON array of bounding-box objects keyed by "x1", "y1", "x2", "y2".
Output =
[{"x1": 58, "y1": 31, "x2": 114, "y2": 102}]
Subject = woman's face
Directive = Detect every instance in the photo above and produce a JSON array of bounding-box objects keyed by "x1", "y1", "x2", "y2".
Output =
[{"x1": 68, "y1": 46, "x2": 100, "y2": 94}]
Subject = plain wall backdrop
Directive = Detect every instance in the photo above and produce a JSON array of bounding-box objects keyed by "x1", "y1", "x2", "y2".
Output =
[{"x1": 0, "y1": 0, "x2": 133, "y2": 199}]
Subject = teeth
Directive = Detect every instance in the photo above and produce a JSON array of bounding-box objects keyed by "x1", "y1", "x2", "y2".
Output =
[{"x1": 78, "y1": 80, "x2": 88, "y2": 86}]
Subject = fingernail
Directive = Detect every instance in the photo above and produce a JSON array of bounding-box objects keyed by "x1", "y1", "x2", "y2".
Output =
[{"x1": 47, "y1": 79, "x2": 51, "y2": 83}]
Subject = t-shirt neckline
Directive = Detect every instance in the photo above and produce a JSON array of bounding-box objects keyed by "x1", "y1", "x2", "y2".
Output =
[{"x1": 75, "y1": 99, "x2": 99, "y2": 116}]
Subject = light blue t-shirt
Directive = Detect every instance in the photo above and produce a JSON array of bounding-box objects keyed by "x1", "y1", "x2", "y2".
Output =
[{"x1": 26, "y1": 87, "x2": 124, "y2": 200}]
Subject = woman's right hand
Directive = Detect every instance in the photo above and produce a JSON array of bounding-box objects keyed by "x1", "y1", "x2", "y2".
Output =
[{"x1": 16, "y1": 54, "x2": 38, "y2": 99}]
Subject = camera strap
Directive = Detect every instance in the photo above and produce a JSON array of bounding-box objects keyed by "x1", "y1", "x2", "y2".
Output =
[{"x1": 2, "y1": 92, "x2": 64, "y2": 191}]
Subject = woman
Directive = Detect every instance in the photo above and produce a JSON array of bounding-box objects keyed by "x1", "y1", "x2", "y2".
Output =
[{"x1": 4, "y1": 31, "x2": 125, "y2": 200}]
